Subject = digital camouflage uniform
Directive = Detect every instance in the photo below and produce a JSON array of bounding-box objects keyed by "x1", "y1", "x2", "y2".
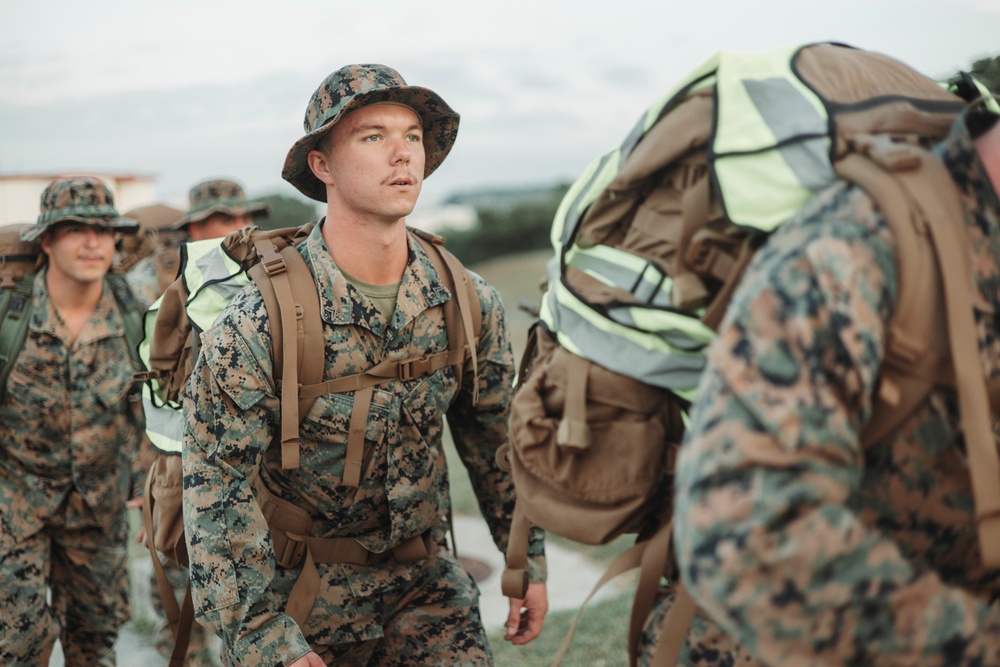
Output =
[
  {"x1": 663, "y1": 107, "x2": 1000, "y2": 666},
  {"x1": 0, "y1": 177, "x2": 148, "y2": 667},
  {"x1": 182, "y1": 223, "x2": 546, "y2": 667}
]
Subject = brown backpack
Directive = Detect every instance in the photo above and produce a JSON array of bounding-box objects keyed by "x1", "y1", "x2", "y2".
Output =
[
  {"x1": 137, "y1": 223, "x2": 483, "y2": 666},
  {"x1": 498, "y1": 42, "x2": 999, "y2": 667}
]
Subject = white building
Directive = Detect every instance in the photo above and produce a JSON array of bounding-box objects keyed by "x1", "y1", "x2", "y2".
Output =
[{"x1": 0, "y1": 173, "x2": 157, "y2": 226}]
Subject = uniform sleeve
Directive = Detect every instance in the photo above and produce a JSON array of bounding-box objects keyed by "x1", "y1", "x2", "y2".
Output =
[
  {"x1": 182, "y1": 306, "x2": 313, "y2": 667},
  {"x1": 447, "y1": 274, "x2": 547, "y2": 582},
  {"x1": 673, "y1": 210, "x2": 1000, "y2": 665}
]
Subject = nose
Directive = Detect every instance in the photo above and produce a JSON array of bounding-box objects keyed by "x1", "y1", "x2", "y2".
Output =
[{"x1": 391, "y1": 137, "x2": 412, "y2": 165}]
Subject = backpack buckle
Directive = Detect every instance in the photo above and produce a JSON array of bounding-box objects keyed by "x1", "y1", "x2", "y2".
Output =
[
  {"x1": 275, "y1": 532, "x2": 307, "y2": 568},
  {"x1": 399, "y1": 355, "x2": 432, "y2": 381}
]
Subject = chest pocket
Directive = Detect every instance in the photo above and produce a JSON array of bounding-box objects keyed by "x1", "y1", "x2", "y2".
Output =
[
  {"x1": 401, "y1": 366, "x2": 459, "y2": 430},
  {"x1": 301, "y1": 387, "x2": 394, "y2": 486},
  {"x1": 92, "y1": 347, "x2": 137, "y2": 410}
]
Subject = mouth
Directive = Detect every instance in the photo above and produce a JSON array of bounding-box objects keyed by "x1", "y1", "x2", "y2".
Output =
[{"x1": 388, "y1": 174, "x2": 416, "y2": 188}]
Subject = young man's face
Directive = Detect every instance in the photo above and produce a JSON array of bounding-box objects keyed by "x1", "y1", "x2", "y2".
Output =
[
  {"x1": 318, "y1": 102, "x2": 426, "y2": 224},
  {"x1": 41, "y1": 222, "x2": 116, "y2": 286},
  {"x1": 187, "y1": 212, "x2": 251, "y2": 241}
]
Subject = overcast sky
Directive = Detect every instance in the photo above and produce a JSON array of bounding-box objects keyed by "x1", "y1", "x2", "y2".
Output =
[{"x1": 1, "y1": 0, "x2": 998, "y2": 217}]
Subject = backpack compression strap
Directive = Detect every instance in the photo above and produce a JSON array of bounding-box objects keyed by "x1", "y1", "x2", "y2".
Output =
[{"x1": 836, "y1": 138, "x2": 1000, "y2": 567}]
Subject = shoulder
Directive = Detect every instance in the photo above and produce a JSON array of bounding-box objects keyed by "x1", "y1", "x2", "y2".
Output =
[
  {"x1": 727, "y1": 181, "x2": 898, "y2": 322},
  {"x1": 200, "y1": 281, "x2": 275, "y2": 381}
]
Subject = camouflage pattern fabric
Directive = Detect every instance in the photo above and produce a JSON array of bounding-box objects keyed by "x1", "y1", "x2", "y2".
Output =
[
  {"x1": 126, "y1": 252, "x2": 166, "y2": 310},
  {"x1": 638, "y1": 586, "x2": 761, "y2": 667},
  {"x1": 672, "y1": 109, "x2": 1000, "y2": 665},
  {"x1": 22, "y1": 176, "x2": 139, "y2": 242},
  {"x1": 175, "y1": 178, "x2": 268, "y2": 229},
  {"x1": 282, "y1": 64, "x2": 460, "y2": 202},
  {"x1": 182, "y1": 224, "x2": 545, "y2": 666},
  {"x1": 0, "y1": 270, "x2": 148, "y2": 665}
]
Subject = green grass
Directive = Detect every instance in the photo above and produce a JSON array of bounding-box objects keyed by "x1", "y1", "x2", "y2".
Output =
[{"x1": 488, "y1": 590, "x2": 634, "y2": 667}]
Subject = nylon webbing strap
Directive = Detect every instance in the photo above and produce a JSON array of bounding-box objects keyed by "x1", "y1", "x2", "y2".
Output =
[
  {"x1": 297, "y1": 349, "x2": 463, "y2": 399},
  {"x1": 252, "y1": 237, "x2": 302, "y2": 470},
  {"x1": 436, "y1": 244, "x2": 481, "y2": 405},
  {"x1": 500, "y1": 503, "x2": 531, "y2": 600},
  {"x1": 557, "y1": 354, "x2": 591, "y2": 449},
  {"x1": 345, "y1": 385, "x2": 373, "y2": 487},
  {"x1": 903, "y1": 157, "x2": 1000, "y2": 566},
  {"x1": 628, "y1": 521, "x2": 673, "y2": 667}
]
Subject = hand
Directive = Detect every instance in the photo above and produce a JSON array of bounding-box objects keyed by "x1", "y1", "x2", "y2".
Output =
[
  {"x1": 125, "y1": 496, "x2": 146, "y2": 544},
  {"x1": 288, "y1": 652, "x2": 326, "y2": 666},
  {"x1": 504, "y1": 582, "x2": 548, "y2": 645}
]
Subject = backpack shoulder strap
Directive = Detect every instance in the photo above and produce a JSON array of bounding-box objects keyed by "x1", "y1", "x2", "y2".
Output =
[
  {"x1": 410, "y1": 227, "x2": 483, "y2": 404},
  {"x1": 246, "y1": 234, "x2": 324, "y2": 471},
  {"x1": 836, "y1": 137, "x2": 1000, "y2": 566},
  {"x1": 106, "y1": 272, "x2": 146, "y2": 370},
  {"x1": 0, "y1": 274, "x2": 36, "y2": 403},
  {"x1": 153, "y1": 243, "x2": 181, "y2": 294}
]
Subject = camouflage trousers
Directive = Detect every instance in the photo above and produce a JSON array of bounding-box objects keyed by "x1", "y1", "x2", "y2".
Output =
[
  {"x1": 0, "y1": 491, "x2": 129, "y2": 667},
  {"x1": 298, "y1": 548, "x2": 492, "y2": 667},
  {"x1": 149, "y1": 555, "x2": 218, "y2": 665},
  {"x1": 637, "y1": 585, "x2": 761, "y2": 667}
]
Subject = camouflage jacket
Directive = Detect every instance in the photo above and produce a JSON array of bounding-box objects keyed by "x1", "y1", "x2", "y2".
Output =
[
  {"x1": 674, "y1": 108, "x2": 1000, "y2": 665},
  {"x1": 126, "y1": 242, "x2": 182, "y2": 310},
  {"x1": 0, "y1": 269, "x2": 148, "y2": 549},
  {"x1": 182, "y1": 224, "x2": 546, "y2": 665}
]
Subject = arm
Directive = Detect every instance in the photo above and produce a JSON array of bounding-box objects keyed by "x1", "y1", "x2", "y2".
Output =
[
  {"x1": 674, "y1": 209, "x2": 1000, "y2": 665},
  {"x1": 447, "y1": 276, "x2": 548, "y2": 636},
  {"x1": 182, "y1": 305, "x2": 314, "y2": 667}
]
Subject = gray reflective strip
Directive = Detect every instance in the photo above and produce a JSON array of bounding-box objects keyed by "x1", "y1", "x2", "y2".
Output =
[
  {"x1": 543, "y1": 290, "x2": 705, "y2": 392},
  {"x1": 742, "y1": 78, "x2": 834, "y2": 191},
  {"x1": 143, "y1": 393, "x2": 184, "y2": 453},
  {"x1": 604, "y1": 305, "x2": 708, "y2": 352},
  {"x1": 568, "y1": 251, "x2": 673, "y2": 306},
  {"x1": 194, "y1": 245, "x2": 240, "y2": 287}
]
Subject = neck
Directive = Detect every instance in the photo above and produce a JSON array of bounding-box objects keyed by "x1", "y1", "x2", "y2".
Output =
[
  {"x1": 45, "y1": 267, "x2": 104, "y2": 340},
  {"x1": 321, "y1": 211, "x2": 409, "y2": 285}
]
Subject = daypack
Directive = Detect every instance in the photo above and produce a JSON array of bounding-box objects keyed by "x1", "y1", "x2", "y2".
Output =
[
  {"x1": 136, "y1": 223, "x2": 483, "y2": 666},
  {"x1": 0, "y1": 223, "x2": 146, "y2": 402},
  {"x1": 498, "y1": 42, "x2": 1000, "y2": 667}
]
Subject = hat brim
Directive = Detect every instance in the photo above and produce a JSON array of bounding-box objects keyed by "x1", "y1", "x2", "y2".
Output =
[
  {"x1": 281, "y1": 85, "x2": 460, "y2": 202},
  {"x1": 174, "y1": 201, "x2": 270, "y2": 229},
  {"x1": 20, "y1": 216, "x2": 139, "y2": 243}
]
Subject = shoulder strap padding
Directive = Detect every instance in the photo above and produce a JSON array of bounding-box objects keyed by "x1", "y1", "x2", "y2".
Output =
[
  {"x1": 836, "y1": 138, "x2": 1000, "y2": 567},
  {"x1": 0, "y1": 274, "x2": 36, "y2": 403}
]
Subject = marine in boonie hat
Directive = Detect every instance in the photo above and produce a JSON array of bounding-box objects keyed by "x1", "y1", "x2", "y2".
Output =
[
  {"x1": 282, "y1": 63, "x2": 460, "y2": 202},
  {"x1": 174, "y1": 178, "x2": 269, "y2": 229},
  {"x1": 21, "y1": 176, "x2": 139, "y2": 243}
]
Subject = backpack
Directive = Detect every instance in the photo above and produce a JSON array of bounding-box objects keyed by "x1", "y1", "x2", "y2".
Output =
[
  {"x1": 498, "y1": 42, "x2": 1000, "y2": 667},
  {"x1": 0, "y1": 223, "x2": 146, "y2": 402},
  {"x1": 136, "y1": 223, "x2": 483, "y2": 666}
]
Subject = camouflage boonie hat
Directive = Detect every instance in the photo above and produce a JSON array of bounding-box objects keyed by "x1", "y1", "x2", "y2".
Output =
[
  {"x1": 21, "y1": 176, "x2": 139, "y2": 243},
  {"x1": 175, "y1": 178, "x2": 269, "y2": 229},
  {"x1": 281, "y1": 63, "x2": 460, "y2": 202}
]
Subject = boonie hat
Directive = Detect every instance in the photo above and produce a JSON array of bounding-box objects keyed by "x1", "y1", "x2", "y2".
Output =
[
  {"x1": 21, "y1": 176, "x2": 138, "y2": 243},
  {"x1": 174, "y1": 178, "x2": 268, "y2": 229},
  {"x1": 282, "y1": 63, "x2": 460, "y2": 202}
]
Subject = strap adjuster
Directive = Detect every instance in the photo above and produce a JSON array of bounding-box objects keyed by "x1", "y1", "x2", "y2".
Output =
[
  {"x1": 399, "y1": 355, "x2": 432, "y2": 381},
  {"x1": 275, "y1": 532, "x2": 308, "y2": 568}
]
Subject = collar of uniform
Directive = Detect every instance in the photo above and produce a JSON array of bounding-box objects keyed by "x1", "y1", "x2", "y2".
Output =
[
  {"x1": 936, "y1": 106, "x2": 1000, "y2": 218},
  {"x1": 29, "y1": 268, "x2": 127, "y2": 345},
  {"x1": 302, "y1": 222, "x2": 451, "y2": 336}
]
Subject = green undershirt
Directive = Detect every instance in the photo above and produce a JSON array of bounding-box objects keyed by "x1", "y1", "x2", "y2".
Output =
[{"x1": 340, "y1": 268, "x2": 400, "y2": 321}]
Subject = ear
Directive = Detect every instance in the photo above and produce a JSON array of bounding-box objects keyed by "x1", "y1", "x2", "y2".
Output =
[
  {"x1": 307, "y1": 149, "x2": 335, "y2": 186},
  {"x1": 39, "y1": 231, "x2": 54, "y2": 257}
]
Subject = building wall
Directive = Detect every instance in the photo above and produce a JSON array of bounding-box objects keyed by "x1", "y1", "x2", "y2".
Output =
[{"x1": 0, "y1": 174, "x2": 156, "y2": 227}]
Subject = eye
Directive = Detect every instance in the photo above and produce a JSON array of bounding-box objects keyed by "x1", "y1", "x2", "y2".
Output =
[
  {"x1": 406, "y1": 132, "x2": 422, "y2": 143},
  {"x1": 364, "y1": 134, "x2": 381, "y2": 143}
]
